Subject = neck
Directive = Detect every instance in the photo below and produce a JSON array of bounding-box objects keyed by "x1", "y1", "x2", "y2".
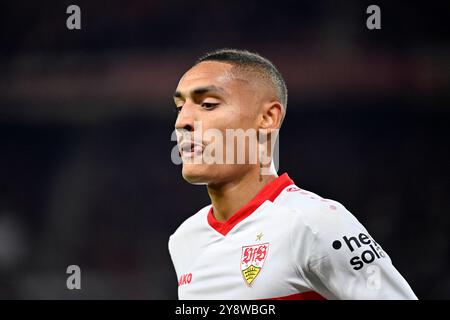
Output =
[{"x1": 207, "y1": 166, "x2": 278, "y2": 222}]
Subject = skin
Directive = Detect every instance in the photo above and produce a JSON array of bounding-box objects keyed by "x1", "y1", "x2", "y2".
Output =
[{"x1": 173, "y1": 61, "x2": 284, "y2": 222}]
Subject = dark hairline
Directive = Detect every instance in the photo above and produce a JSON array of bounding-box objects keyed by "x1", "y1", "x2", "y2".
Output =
[{"x1": 194, "y1": 49, "x2": 288, "y2": 110}]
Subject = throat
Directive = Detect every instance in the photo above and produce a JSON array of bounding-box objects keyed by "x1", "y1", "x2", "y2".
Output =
[{"x1": 207, "y1": 170, "x2": 278, "y2": 222}]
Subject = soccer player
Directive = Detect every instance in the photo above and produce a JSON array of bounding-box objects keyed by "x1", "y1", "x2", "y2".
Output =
[{"x1": 168, "y1": 49, "x2": 417, "y2": 300}]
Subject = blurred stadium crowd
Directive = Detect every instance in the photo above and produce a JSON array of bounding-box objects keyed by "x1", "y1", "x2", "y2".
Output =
[{"x1": 0, "y1": 0, "x2": 448, "y2": 298}]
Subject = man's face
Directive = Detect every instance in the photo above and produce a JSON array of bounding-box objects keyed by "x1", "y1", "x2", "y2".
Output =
[{"x1": 173, "y1": 61, "x2": 263, "y2": 185}]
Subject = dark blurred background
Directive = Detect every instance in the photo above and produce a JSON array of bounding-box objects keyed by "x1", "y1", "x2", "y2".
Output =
[{"x1": 0, "y1": 0, "x2": 448, "y2": 299}]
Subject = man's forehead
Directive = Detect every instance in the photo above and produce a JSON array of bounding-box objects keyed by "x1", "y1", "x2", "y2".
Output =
[
  {"x1": 177, "y1": 61, "x2": 248, "y2": 89},
  {"x1": 180, "y1": 62, "x2": 231, "y2": 83}
]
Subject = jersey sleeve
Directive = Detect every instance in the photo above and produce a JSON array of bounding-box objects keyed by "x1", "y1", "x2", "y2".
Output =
[{"x1": 290, "y1": 203, "x2": 418, "y2": 300}]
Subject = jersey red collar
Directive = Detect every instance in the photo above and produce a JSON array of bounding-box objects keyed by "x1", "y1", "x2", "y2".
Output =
[{"x1": 207, "y1": 173, "x2": 294, "y2": 236}]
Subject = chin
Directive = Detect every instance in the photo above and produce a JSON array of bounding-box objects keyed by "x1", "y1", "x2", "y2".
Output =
[
  {"x1": 181, "y1": 164, "x2": 211, "y2": 185},
  {"x1": 182, "y1": 163, "x2": 252, "y2": 186}
]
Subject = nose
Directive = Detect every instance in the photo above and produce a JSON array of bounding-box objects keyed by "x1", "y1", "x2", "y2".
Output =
[{"x1": 175, "y1": 102, "x2": 195, "y2": 132}]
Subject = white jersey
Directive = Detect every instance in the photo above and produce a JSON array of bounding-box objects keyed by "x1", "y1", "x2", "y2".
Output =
[{"x1": 168, "y1": 173, "x2": 417, "y2": 300}]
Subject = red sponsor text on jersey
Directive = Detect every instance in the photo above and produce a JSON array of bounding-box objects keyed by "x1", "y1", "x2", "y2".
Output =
[{"x1": 178, "y1": 273, "x2": 192, "y2": 286}]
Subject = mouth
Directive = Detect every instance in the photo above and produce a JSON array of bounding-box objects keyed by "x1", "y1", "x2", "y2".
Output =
[{"x1": 179, "y1": 141, "x2": 204, "y2": 159}]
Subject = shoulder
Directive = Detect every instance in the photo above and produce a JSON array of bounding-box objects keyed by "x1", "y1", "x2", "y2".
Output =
[
  {"x1": 274, "y1": 186, "x2": 376, "y2": 262},
  {"x1": 168, "y1": 204, "x2": 212, "y2": 274},
  {"x1": 168, "y1": 204, "x2": 211, "y2": 249},
  {"x1": 276, "y1": 185, "x2": 390, "y2": 269},
  {"x1": 274, "y1": 185, "x2": 364, "y2": 235}
]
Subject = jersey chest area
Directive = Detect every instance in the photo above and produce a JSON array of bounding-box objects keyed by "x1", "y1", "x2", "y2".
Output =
[{"x1": 177, "y1": 213, "x2": 308, "y2": 299}]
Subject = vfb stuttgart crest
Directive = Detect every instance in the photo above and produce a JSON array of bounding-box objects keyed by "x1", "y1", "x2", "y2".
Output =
[{"x1": 240, "y1": 243, "x2": 269, "y2": 285}]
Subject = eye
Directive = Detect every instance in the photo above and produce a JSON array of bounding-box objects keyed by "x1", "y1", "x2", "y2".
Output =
[
  {"x1": 201, "y1": 102, "x2": 219, "y2": 110},
  {"x1": 174, "y1": 105, "x2": 183, "y2": 113}
]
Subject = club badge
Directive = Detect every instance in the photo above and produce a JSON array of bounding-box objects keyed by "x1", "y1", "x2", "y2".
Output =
[{"x1": 240, "y1": 243, "x2": 269, "y2": 285}]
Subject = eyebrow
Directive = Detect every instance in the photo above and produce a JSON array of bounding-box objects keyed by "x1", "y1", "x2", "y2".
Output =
[{"x1": 173, "y1": 85, "x2": 227, "y2": 99}]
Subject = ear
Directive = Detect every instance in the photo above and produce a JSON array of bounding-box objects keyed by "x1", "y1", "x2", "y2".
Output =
[{"x1": 259, "y1": 101, "x2": 283, "y2": 131}]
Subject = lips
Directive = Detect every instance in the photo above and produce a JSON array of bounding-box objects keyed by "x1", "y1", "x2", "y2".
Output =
[{"x1": 179, "y1": 140, "x2": 204, "y2": 159}]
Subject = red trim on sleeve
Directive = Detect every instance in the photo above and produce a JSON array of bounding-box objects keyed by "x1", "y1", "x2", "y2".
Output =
[
  {"x1": 265, "y1": 291, "x2": 326, "y2": 300},
  {"x1": 207, "y1": 173, "x2": 294, "y2": 236}
]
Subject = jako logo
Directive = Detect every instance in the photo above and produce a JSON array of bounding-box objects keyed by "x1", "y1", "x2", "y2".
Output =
[
  {"x1": 178, "y1": 273, "x2": 192, "y2": 286},
  {"x1": 332, "y1": 233, "x2": 386, "y2": 270}
]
